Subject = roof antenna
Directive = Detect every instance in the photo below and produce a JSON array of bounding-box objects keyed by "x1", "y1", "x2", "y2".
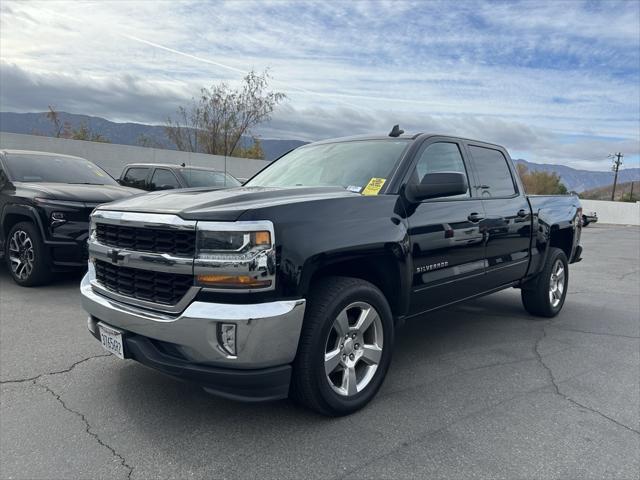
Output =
[
  {"x1": 389, "y1": 124, "x2": 404, "y2": 137},
  {"x1": 180, "y1": 162, "x2": 186, "y2": 167}
]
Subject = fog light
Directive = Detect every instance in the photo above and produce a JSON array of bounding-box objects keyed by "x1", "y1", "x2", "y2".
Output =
[{"x1": 217, "y1": 323, "x2": 237, "y2": 356}]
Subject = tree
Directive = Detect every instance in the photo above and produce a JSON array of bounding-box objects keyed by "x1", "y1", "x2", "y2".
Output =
[
  {"x1": 46, "y1": 105, "x2": 65, "y2": 138},
  {"x1": 166, "y1": 70, "x2": 285, "y2": 159},
  {"x1": 44, "y1": 106, "x2": 110, "y2": 143},
  {"x1": 516, "y1": 163, "x2": 568, "y2": 195},
  {"x1": 69, "y1": 122, "x2": 111, "y2": 143}
]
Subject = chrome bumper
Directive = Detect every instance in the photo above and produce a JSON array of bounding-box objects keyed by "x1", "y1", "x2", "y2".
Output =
[{"x1": 80, "y1": 269, "x2": 306, "y2": 369}]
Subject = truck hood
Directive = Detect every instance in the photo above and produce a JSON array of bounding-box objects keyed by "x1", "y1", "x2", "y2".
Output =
[
  {"x1": 98, "y1": 186, "x2": 358, "y2": 221},
  {"x1": 14, "y1": 182, "x2": 142, "y2": 204}
]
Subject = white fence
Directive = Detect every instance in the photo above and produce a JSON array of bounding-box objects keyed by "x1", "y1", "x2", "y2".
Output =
[
  {"x1": 0, "y1": 132, "x2": 270, "y2": 179},
  {"x1": 580, "y1": 199, "x2": 640, "y2": 226}
]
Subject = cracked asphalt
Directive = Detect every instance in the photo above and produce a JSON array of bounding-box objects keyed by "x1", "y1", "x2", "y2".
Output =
[{"x1": 1, "y1": 224, "x2": 639, "y2": 480}]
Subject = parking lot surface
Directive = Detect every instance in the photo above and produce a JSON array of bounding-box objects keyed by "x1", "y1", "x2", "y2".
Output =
[{"x1": 1, "y1": 224, "x2": 638, "y2": 480}]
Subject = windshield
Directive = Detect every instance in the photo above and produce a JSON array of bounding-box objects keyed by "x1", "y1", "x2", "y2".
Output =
[
  {"x1": 179, "y1": 168, "x2": 242, "y2": 188},
  {"x1": 4, "y1": 154, "x2": 117, "y2": 185},
  {"x1": 245, "y1": 140, "x2": 410, "y2": 192}
]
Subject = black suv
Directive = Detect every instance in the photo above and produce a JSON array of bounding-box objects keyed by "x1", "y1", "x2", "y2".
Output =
[
  {"x1": 0, "y1": 150, "x2": 141, "y2": 286},
  {"x1": 119, "y1": 163, "x2": 242, "y2": 191}
]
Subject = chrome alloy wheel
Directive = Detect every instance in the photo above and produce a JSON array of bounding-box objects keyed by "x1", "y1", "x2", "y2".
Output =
[
  {"x1": 549, "y1": 259, "x2": 566, "y2": 308},
  {"x1": 324, "y1": 301, "x2": 384, "y2": 397},
  {"x1": 8, "y1": 230, "x2": 35, "y2": 280}
]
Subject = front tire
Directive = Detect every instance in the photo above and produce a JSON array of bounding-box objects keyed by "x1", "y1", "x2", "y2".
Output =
[
  {"x1": 291, "y1": 277, "x2": 394, "y2": 416},
  {"x1": 521, "y1": 247, "x2": 568, "y2": 317},
  {"x1": 5, "y1": 222, "x2": 53, "y2": 286}
]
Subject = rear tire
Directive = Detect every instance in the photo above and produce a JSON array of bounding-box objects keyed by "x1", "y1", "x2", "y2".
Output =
[
  {"x1": 291, "y1": 276, "x2": 394, "y2": 416},
  {"x1": 521, "y1": 247, "x2": 568, "y2": 317},
  {"x1": 5, "y1": 222, "x2": 53, "y2": 286}
]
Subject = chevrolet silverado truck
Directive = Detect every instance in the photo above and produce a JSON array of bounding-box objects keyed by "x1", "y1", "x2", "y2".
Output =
[{"x1": 81, "y1": 130, "x2": 583, "y2": 416}]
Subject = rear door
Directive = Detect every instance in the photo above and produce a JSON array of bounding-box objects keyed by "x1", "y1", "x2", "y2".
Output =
[
  {"x1": 404, "y1": 137, "x2": 488, "y2": 314},
  {"x1": 150, "y1": 168, "x2": 181, "y2": 190},
  {"x1": 121, "y1": 167, "x2": 151, "y2": 190},
  {"x1": 464, "y1": 143, "x2": 531, "y2": 288}
]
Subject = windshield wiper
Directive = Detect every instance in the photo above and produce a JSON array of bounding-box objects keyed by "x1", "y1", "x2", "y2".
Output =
[{"x1": 68, "y1": 182, "x2": 105, "y2": 185}]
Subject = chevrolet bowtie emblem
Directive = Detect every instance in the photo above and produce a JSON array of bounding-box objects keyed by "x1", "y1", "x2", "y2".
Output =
[{"x1": 108, "y1": 249, "x2": 125, "y2": 264}]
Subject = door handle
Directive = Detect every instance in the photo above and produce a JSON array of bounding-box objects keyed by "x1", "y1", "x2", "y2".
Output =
[
  {"x1": 517, "y1": 209, "x2": 528, "y2": 218},
  {"x1": 468, "y1": 212, "x2": 484, "y2": 223}
]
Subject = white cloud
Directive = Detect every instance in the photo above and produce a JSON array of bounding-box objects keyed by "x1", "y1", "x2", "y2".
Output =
[{"x1": 0, "y1": 0, "x2": 638, "y2": 170}]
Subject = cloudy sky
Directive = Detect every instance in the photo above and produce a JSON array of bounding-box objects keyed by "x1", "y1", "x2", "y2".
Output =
[{"x1": 1, "y1": 0, "x2": 639, "y2": 170}]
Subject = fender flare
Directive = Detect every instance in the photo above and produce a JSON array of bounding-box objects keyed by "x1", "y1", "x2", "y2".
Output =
[{"x1": 1, "y1": 204, "x2": 47, "y2": 241}]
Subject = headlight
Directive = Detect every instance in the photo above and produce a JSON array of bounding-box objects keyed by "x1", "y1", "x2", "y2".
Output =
[{"x1": 195, "y1": 221, "x2": 275, "y2": 290}]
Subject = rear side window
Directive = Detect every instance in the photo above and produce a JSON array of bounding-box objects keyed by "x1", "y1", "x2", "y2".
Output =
[
  {"x1": 122, "y1": 168, "x2": 149, "y2": 189},
  {"x1": 468, "y1": 146, "x2": 517, "y2": 197},
  {"x1": 150, "y1": 169, "x2": 181, "y2": 189},
  {"x1": 410, "y1": 142, "x2": 469, "y2": 197}
]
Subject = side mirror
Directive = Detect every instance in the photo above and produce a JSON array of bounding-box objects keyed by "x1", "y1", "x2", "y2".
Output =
[
  {"x1": 405, "y1": 172, "x2": 468, "y2": 202},
  {"x1": 116, "y1": 178, "x2": 124, "y2": 185}
]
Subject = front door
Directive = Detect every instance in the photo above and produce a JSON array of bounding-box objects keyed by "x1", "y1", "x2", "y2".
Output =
[{"x1": 404, "y1": 139, "x2": 488, "y2": 315}]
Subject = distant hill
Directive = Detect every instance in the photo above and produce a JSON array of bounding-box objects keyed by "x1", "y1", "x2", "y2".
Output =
[
  {"x1": 2, "y1": 111, "x2": 638, "y2": 190},
  {"x1": 579, "y1": 181, "x2": 639, "y2": 201},
  {"x1": 0, "y1": 111, "x2": 306, "y2": 161},
  {"x1": 515, "y1": 159, "x2": 640, "y2": 193}
]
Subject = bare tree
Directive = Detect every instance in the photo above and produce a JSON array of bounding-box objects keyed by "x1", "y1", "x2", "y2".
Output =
[
  {"x1": 165, "y1": 70, "x2": 285, "y2": 159},
  {"x1": 46, "y1": 105, "x2": 65, "y2": 138}
]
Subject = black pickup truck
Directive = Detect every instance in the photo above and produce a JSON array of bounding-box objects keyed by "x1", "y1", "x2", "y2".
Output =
[{"x1": 81, "y1": 130, "x2": 583, "y2": 416}]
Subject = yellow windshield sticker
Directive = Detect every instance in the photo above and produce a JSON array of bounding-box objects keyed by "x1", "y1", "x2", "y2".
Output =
[{"x1": 362, "y1": 177, "x2": 386, "y2": 195}]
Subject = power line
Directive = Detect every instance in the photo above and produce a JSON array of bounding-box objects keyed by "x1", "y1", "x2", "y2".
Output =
[{"x1": 608, "y1": 152, "x2": 624, "y2": 201}]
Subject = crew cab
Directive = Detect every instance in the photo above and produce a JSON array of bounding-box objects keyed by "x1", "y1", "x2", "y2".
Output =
[
  {"x1": 118, "y1": 163, "x2": 242, "y2": 191},
  {"x1": 0, "y1": 150, "x2": 141, "y2": 286},
  {"x1": 81, "y1": 130, "x2": 583, "y2": 416}
]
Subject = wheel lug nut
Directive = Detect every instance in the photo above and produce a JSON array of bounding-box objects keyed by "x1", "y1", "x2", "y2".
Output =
[
  {"x1": 342, "y1": 354, "x2": 346, "y2": 359},
  {"x1": 355, "y1": 343, "x2": 359, "y2": 349},
  {"x1": 352, "y1": 333, "x2": 356, "y2": 339},
  {"x1": 349, "y1": 353, "x2": 355, "y2": 360}
]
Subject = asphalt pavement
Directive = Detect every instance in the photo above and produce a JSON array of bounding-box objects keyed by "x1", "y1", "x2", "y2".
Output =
[{"x1": 1, "y1": 224, "x2": 638, "y2": 480}]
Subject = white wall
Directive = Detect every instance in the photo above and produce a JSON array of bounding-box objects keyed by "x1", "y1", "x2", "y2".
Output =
[
  {"x1": 580, "y1": 199, "x2": 640, "y2": 226},
  {"x1": 0, "y1": 132, "x2": 270, "y2": 179}
]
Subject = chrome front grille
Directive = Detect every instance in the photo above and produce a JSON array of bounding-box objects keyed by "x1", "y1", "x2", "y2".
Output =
[{"x1": 89, "y1": 211, "x2": 198, "y2": 311}]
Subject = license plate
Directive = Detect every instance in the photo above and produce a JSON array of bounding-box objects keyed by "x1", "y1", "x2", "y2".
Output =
[{"x1": 98, "y1": 323, "x2": 125, "y2": 359}]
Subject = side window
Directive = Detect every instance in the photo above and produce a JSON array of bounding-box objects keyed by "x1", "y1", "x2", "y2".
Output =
[
  {"x1": 150, "y1": 169, "x2": 181, "y2": 190},
  {"x1": 468, "y1": 146, "x2": 517, "y2": 197},
  {"x1": 410, "y1": 142, "x2": 470, "y2": 197},
  {"x1": 122, "y1": 167, "x2": 150, "y2": 189}
]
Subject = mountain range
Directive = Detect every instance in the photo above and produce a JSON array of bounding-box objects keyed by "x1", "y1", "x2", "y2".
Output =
[
  {"x1": 1, "y1": 111, "x2": 638, "y2": 193},
  {"x1": 0, "y1": 111, "x2": 306, "y2": 161}
]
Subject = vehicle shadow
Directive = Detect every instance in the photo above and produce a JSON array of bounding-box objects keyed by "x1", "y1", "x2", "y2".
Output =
[
  {"x1": 108, "y1": 289, "x2": 533, "y2": 427},
  {"x1": 0, "y1": 263, "x2": 86, "y2": 288}
]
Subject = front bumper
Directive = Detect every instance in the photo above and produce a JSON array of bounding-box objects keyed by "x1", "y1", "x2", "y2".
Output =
[
  {"x1": 87, "y1": 328, "x2": 293, "y2": 401},
  {"x1": 81, "y1": 270, "x2": 306, "y2": 400}
]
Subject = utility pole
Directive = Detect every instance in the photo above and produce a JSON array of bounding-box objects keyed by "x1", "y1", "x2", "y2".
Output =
[
  {"x1": 630, "y1": 181, "x2": 635, "y2": 202},
  {"x1": 609, "y1": 152, "x2": 624, "y2": 201}
]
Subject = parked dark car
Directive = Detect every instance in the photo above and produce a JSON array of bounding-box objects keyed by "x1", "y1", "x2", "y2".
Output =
[
  {"x1": 81, "y1": 130, "x2": 583, "y2": 416},
  {"x1": 118, "y1": 163, "x2": 242, "y2": 191},
  {"x1": 0, "y1": 150, "x2": 141, "y2": 286}
]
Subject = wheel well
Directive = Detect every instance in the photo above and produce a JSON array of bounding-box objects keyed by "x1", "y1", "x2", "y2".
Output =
[
  {"x1": 2, "y1": 213, "x2": 34, "y2": 237},
  {"x1": 549, "y1": 227, "x2": 573, "y2": 259},
  {"x1": 309, "y1": 256, "x2": 403, "y2": 318}
]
